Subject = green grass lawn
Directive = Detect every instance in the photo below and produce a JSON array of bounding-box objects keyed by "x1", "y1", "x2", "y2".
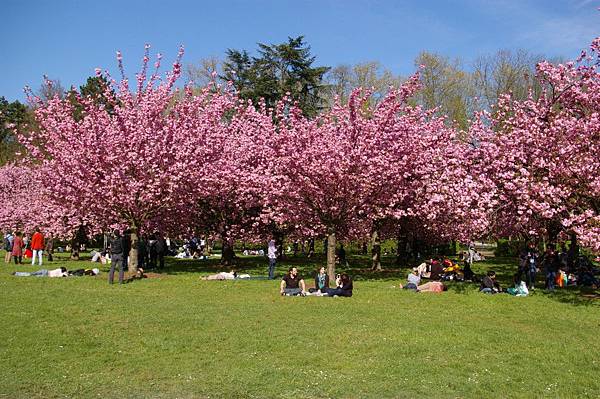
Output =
[{"x1": 1, "y1": 251, "x2": 599, "y2": 398}]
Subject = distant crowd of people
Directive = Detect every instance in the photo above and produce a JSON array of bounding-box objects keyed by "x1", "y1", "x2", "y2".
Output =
[
  {"x1": 4, "y1": 228, "x2": 53, "y2": 266},
  {"x1": 394, "y1": 240, "x2": 599, "y2": 296},
  {"x1": 5, "y1": 230, "x2": 599, "y2": 297}
]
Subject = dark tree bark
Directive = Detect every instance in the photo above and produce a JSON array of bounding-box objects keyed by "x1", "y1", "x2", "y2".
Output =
[
  {"x1": 371, "y1": 229, "x2": 382, "y2": 271},
  {"x1": 128, "y1": 226, "x2": 139, "y2": 274},
  {"x1": 327, "y1": 231, "x2": 337, "y2": 283}
]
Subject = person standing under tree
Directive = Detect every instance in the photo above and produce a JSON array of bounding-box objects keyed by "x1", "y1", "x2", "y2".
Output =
[
  {"x1": 267, "y1": 238, "x2": 277, "y2": 279},
  {"x1": 108, "y1": 230, "x2": 125, "y2": 284},
  {"x1": 156, "y1": 232, "x2": 167, "y2": 270},
  {"x1": 137, "y1": 234, "x2": 148, "y2": 270},
  {"x1": 520, "y1": 242, "x2": 539, "y2": 290},
  {"x1": 4, "y1": 231, "x2": 13, "y2": 263},
  {"x1": 45, "y1": 234, "x2": 54, "y2": 262},
  {"x1": 30, "y1": 228, "x2": 45, "y2": 267},
  {"x1": 11, "y1": 232, "x2": 24, "y2": 264}
]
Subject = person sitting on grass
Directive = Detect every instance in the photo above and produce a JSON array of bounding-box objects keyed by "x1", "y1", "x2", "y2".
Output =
[
  {"x1": 506, "y1": 275, "x2": 529, "y2": 296},
  {"x1": 416, "y1": 281, "x2": 447, "y2": 293},
  {"x1": 324, "y1": 273, "x2": 353, "y2": 297},
  {"x1": 400, "y1": 267, "x2": 421, "y2": 290},
  {"x1": 419, "y1": 257, "x2": 445, "y2": 280},
  {"x1": 280, "y1": 267, "x2": 306, "y2": 296},
  {"x1": 308, "y1": 266, "x2": 330, "y2": 294},
  {"x1": 480, "y1": 270, "x2": 502, "y2": 294},
  {"x1": 416, "y1": 258, "x2": 442, "y2": 279}
]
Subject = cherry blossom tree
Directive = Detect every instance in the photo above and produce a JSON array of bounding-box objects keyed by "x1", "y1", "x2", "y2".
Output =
[
  {"x1": 20, "y1": 45, "x2": 237, "y2": 272},
  {"x1": 0, "y1": 163, "x2": 84, "y2": 240},
  {"x1": 472, "y1": 37, "x2": 600, "y2": 251},
  {"x1": 264, "y1": 73, "x2": 493, "y2": 278}
]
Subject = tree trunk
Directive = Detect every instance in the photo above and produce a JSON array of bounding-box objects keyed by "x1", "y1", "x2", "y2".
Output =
[
  {"x1": 371, "y1": 229, "x2": 382, "y2": 271},
  {"x1": 567, "y1": 232, "x2": 579, "y2": 271},
  {"x1": 308, "y1": 238, "x2": 315, "y2": 257},
  {"x1": 326, "y1": 232, "x2": 336, "y2": 283},
  {"x1": 220, "y1": 236, "x2": 235, "y2": 266},
  {"x1": 275, "y1": 230, "x2": 284, "y2": 261},
  {"x1": 396, "y1": 232, "x2": 407, "y2": 266},
  {"x1": 361, "y1": 241, "x2": 368, "y2": 255},
  {"x1": 128, "y1": 227, "x2": 139, "y2": 274}
]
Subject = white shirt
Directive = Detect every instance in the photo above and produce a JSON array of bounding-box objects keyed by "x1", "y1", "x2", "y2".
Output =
[
  {"x1": 267, "y1": 240, "x2": 277, "y2": 259},
  {"x1": 48, "y1": 268, "x2": 67, "y2": 278}
]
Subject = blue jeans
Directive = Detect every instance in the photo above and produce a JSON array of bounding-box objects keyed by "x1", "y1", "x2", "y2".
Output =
[
  {"x1": 14, "y1": 269, "x2": 48, "y2": 277},
  {"x1": 283, "y1": 288, "x2": 302, "y2": 296},
  {"x1": 480, "y1": 287, "x2": 494, "y2": 294},
  {"x1": 546, "y1": 271, "x2": 556, "y2": 290},
  {"x1": 325, "y1": 288, "x2": 352, "y2": 297},
  {"x1": 268, "y1": 257, "x2": 276, "y2": 279},
  {"x1": 527, "y1": 270, "x2": 537, "y2": 288},
  {"x1": 109, "y1": 254, "x2": 124, "y2": 284}
]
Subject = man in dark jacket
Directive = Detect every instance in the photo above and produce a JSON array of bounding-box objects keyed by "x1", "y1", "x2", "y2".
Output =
[
  {"x1": 519, "y1": 242, "x2": 539, "y2": 290},
  {"x1": 156, "y1": 233, "x2": 167, "y2": 270},
  {"x1": 108, "y1": 230, "x2": 124, "y2": 284},
  {"x1": 480, "y1": 271, "x2": 501, "y2": 293}
]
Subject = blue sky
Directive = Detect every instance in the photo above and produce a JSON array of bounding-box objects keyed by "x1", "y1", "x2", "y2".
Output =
[{"x1": 1, "y1": 0, "x2": 599, "y2": 102}]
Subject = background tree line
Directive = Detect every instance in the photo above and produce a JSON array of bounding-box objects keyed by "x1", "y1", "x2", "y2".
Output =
[
  {"x1": 1, "y1": 35, "x2": 555, "y2": 163},
  {"x1": 185, "y1": 35, "x2": 550, "y2": 130}
]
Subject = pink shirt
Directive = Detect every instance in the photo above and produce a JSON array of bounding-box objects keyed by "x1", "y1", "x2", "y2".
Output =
[
  {"x1": 429, "y1": 282, "x2": 444, "y2": 292},
  {"x1": 11, "y1": 236, "x2": 24, "y2": 256}
]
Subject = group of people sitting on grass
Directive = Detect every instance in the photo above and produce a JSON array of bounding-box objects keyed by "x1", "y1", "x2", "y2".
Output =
[
  {"x1": 414, "y1": 256, "x2": 472, "y2": 282},
  {"x1": 398, "y1": 266, "x2": 529, "y2": 295},
  {"x1": 279, "y1": 266, "x2": 353, "y2": 297}
]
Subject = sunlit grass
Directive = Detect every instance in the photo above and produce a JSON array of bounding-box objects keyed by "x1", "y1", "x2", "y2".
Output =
[{"x1": 0, "y1": 251, "x2": 598, "y2": 398}]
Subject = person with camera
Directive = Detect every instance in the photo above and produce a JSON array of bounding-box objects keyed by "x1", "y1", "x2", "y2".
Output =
[{"x1": 324, "y1": 273, "x2": 353, "y2": 297}]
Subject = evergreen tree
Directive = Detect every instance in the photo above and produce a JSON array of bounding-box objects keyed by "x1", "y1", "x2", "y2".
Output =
[{"x1": 222, "y1": 36, "x2": 329, "y2": 118}]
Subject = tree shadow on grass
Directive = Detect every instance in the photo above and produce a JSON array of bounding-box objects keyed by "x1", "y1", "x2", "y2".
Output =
[
  {"x1": 534, "y1": 287, "x2": 600, "y2": 307},
  {"x1": 156, "y1": 254, "x2": 600, "y2": 307},
  {"x1": 161, "y1": 253, "x2": 414, "y2": 281}
]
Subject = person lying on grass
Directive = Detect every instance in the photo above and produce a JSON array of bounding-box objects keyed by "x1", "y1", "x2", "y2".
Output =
[
  {"x1": 13, "y1": 267, "x2": 68, "y2": 277},
  {"x1": 397, "y1": 281, "x2": 447, "y2": 292},
  {"x1": 201, "y1": 270, "x2": 251, "y2": 280},
  {"x1": 68, "y1": 268, "x2": 100, "y2": 276},
  {"x1": 202, "y1": 270, "x2": 237, "y2": 280},
  {"x1": 280, "y1": 267, "x2": 306, "y2": 296},
  {"x1": 480, "y1": 270, "x2": 502, "y2": 294}
]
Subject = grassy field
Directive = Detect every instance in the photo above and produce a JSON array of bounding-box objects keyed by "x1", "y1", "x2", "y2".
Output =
[{"x1": 1, "y1": 251, "x2": 599, "y2": 398}]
